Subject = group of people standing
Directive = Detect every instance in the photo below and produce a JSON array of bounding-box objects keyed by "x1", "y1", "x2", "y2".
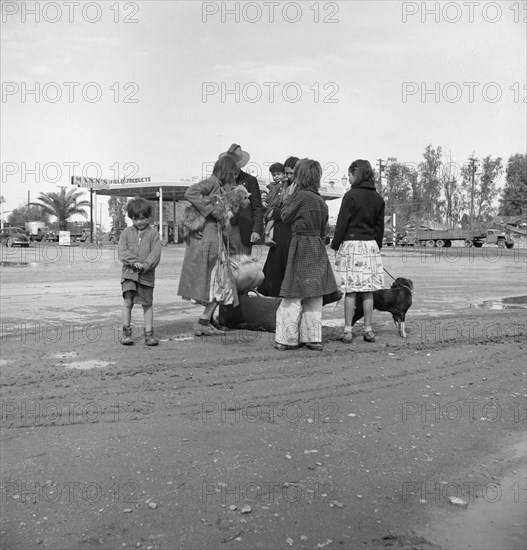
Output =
[{"x1": 117, "y1": 144, "x2": 386, "y2": 350}]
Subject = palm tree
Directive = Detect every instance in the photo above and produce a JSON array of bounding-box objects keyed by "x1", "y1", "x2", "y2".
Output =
[{"x1": 33, "y1": 188, "x2": 91, "y2": 230}]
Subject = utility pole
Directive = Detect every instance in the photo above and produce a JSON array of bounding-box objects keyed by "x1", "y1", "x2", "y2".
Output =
[
  {"x1": 0, "y1": 195, "x2": 5, "y2": 230},
  {"x1": 469, "y1": 157, "x2": 477, "y2": 230},
  {"x1": 376, "y1": 158, "x2": 385, "y2": 191},
  {"x1": 90, "y1": 189, "x2": 94, "y2": 243},
  {"x1": 377, "y1": 159, "x2": 395, "y2": 241}
]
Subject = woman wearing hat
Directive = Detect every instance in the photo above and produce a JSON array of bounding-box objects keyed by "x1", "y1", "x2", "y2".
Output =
[
  {"x1": 177, "y1": 155, "x2": 239, "y2": 336},
  {"x1": 219, "y1": 144, "x2": 264, "y2": 256}
]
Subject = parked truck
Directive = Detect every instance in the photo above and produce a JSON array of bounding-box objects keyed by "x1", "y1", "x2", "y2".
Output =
[
  {"x1": 25, "y1": 221, "x2": 47, "y2": 241},
  {"x1": 400, "y1": 227, "x2": 514, "y2": 248}
]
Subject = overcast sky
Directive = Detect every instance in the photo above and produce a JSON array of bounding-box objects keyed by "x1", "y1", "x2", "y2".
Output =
[{"x1": 1, "y1": 0, "x2": 525, "y2": 228}]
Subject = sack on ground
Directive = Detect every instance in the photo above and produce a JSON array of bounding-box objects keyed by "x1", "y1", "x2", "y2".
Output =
[{"x1": 229, "y1": 256, "x2": 264, "y2": 293}]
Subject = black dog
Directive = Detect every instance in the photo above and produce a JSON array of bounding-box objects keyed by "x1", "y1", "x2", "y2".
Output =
[{"x1": 352, "y1": 278, "x2": 413, "y2": 338}]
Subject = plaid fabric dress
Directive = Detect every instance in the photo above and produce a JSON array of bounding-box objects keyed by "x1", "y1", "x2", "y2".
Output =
[
  {"x1": 334, "y1": 240, "x2": 384, "y2": 292},
  {"x1": 279, "y1": 189, "x2": 337, "y2": 299}
]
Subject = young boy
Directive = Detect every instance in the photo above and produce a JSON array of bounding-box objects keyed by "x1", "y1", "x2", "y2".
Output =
[
  {"x1": 118, "y1": 198, "x2": 162, "y2": 346},
  {"x1": 264, "y1": 162, "x2": 286, "y2": 246}
]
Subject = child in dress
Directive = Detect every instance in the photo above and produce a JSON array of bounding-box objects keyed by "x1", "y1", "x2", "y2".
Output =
[
  {"x1": 118, "y1": 198, "x2": 162, "y2": 346},
  {"x1": 331, "y1": 159, "x2": 385, "y2": 343},
  {"x1": 274, "y1": 159, "x2": 338, "y2": 351},
  {"x1": 264, "y1": 162, "x2": 285, "y2": 246}
]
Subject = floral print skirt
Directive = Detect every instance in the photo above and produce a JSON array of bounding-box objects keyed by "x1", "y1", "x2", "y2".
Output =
[{"x1": 334, "y1": 240, "x2": 384, "y2": 292}]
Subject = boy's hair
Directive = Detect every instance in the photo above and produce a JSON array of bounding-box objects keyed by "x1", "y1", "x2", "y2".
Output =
[
  {"x1": 293, "y1": 158, "x2": 322, "y2": 191},
  {"x1": 127, "y1": 197, "x2": 152, "y2": 219},
  {"x1": 269, "y1": 162, "x2": 285, "y2": 174},
  {"x1": 213, "y1": 155, "x2": 239, "y2": 186},
  {"x1": 284, "y1": 156, "x2": 299, "y2": 170}
]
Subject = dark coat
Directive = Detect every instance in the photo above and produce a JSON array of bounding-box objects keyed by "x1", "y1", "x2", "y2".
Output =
[
  {"x1": 232, "y1": 170, "x2": 264, "y2": 248},
  {"x1": 331, "y1": 182, "x2": 385, "y2": 250},
  {"x1": 257, "y1": 180, "x2": 292, "y2": 297},
  {"x1": 257, "y1": 220, "x2": 292, "y2": 297},
  {"x1": 279, "y1": 188, "x2": 338, "y2": 299}
]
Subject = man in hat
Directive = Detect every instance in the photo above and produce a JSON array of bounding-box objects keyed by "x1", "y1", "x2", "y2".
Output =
[{"x1": 219, "y1": 144, "x2": 264, "y2": 253}]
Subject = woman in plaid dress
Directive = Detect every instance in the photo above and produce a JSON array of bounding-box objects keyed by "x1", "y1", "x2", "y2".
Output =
[
  {"x1": 274, "y1": 159, "x2": 338, "y2": 351},
  {"x1": 331, "y1": 159, "x2": 385, "y2": 343}
]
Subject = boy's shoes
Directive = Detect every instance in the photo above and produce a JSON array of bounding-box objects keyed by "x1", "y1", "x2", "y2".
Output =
[
  {"x1": 265, "y1": 239, "x2": 276, "y2": 247},
  {"x1": 305, "y1": 342, "x2": 323, "y2": 351},
  {"x1": 194, "y1": 322, "x2": 225, "y2": 336},
  {"x1": 120, "y1": 326, "x2": 134, "y2": 346},
  {"x1": 274, "y1": 343, "x2": 299, "y2": 351},
  {"x1": 340, "y1": 333, "x2": 353, "y2": 344},
  {"x1": 363, "y1": 331, "x2": 376, "y2": 342},
  {"x1": 144, "y1": 329, "x2": 159, "y2": 346}
]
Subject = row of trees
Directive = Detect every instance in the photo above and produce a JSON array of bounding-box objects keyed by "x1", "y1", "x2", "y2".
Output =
[
  {"x1": 6, "y1": 150, "x2": 526, "y2": 232},
  {"x1": 7, "y1": 188, "x2": 90, "y2": 229},
  {"x1": 379, "y1": 147, "x2": 526, "y2": 229}
]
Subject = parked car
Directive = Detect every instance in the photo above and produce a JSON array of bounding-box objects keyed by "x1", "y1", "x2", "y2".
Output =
[{"x1": 0, "y1": 227, "x2": 30, "y2": 247}]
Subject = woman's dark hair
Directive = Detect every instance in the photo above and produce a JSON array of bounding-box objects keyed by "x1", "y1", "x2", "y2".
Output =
[
  {"x1": 127, "y1": 197, "x2": 152, "y2": 219},
  {"x1": 213, "y1": 155, "x2": 239, "y2": 186},
  {"x1": 293, "y1": 158, "x2": 322, "y2": 191},
  {"x1": 348, "y1": 159, "x2": 375, "y2": 186},
  {"x1": 284, "y1": 156, "x2": 299, "y2": 170}
]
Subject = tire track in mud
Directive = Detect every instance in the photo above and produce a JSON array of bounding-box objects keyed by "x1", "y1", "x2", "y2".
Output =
[{"x1": 2, "y1": 338, "x2": 524, "y2": 430}]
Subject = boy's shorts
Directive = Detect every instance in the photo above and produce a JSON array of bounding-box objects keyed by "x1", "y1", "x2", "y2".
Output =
[{"x1": 122, "y1": 280, "x2": 154, "y2": 306}]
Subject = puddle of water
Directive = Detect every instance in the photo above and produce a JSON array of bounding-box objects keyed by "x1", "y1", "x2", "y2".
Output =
[
  {"x1": 421, "y1": 435, "x2": 527, "y2": 550},
  {"x1": 0, "y1": 359, "x2": 13, "y2": 366},
  {"x1": 64, "y1": 360, "x2": 115, "y2": 370},
  {"x1": 472, "y1": 295, "x2": 527, "y2": 311}
]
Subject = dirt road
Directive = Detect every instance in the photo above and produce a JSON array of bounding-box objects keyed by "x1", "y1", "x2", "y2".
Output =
[{"x1": 1, "y1": 244, "x2": 526, "y2": 549}]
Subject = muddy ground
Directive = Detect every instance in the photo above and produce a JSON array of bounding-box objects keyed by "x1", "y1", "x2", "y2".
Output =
[{"x1": 0, "y1": 243, "x2": 526, "y2": 550}]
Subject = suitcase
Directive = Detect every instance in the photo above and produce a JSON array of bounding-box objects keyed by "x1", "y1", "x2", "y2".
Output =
[{"x1": 218, "y1": 292, "x2": 282, "y2": 332}]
